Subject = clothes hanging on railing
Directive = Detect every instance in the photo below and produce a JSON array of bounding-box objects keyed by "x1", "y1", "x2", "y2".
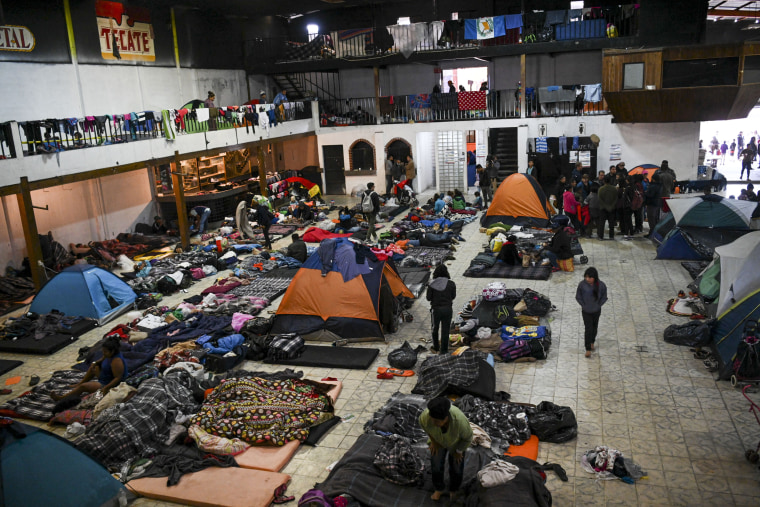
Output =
[
  {"x1": 583, "y1": 84, "x2": 602, "y2": 103},
  {"x1": 458, "y1": 91, "x2": 487, "y2": 111}
]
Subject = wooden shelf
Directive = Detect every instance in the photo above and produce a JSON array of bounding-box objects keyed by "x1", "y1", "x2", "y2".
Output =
[{"x1": 200, "y1": 172, "x2": 225, "y2": 180}]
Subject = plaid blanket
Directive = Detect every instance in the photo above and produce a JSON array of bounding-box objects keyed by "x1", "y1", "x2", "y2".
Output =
[
  {"x1": 398, "y1": 247, "x2": 453, "y2": 267},
  {"x1": 412, "y1": 350, "x2": 481, "y2": 398},
  {"x1": 75, "y1": 372, "x2": 200, "y2": 468},
  {"x1": 229, "y1": 276, "x2": 292, "y2": 300},
  {"x1": 455, "y1": 394, "x2": 531, "y2": 445},
  {"x1": 464, "y1": 263, "x2": 552, "y2": 280},
  {"x1": 267, "y1": 334, "x2": 305, "y2": 360},
  {"x1": 0, "y1": 370, "x2": 85, "y2": 420},
  {"x1": 373, "y1": 434, "x2": 425, "y2": 485},
  {"x1": 189, "y1": 377, "x2": 334, "y2": 446},
  {"x1": 284, "y1": 35, "x2": 331, "y2": 60},
  {"x1": 364, "y1": 392, "x2": 428, "y2": 441}
]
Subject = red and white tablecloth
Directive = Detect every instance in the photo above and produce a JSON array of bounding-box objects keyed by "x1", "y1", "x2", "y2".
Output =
[{"x1": 458, "y1": 91, "x2": 487, "y2": 111}]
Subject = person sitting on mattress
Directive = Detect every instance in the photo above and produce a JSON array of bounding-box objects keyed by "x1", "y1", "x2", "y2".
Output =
[
  {"x1": 419, "y1": 397, "x2": 473, "y2": 501},
  {"x1": 51, "y1": 336, "x2": 128, "y2": 401},
  {"x1": 497, "y1": 235, "x2": 521, "y2": 265}
]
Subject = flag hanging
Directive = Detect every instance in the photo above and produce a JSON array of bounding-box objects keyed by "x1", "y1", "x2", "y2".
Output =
[{"x1": 464, "y1": 16, "x2": 507, "y2": 40}]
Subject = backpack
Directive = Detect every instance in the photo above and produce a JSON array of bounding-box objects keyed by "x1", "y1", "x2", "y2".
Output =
[
  {"x1": 298, "y1": 489, "x2": 333, "y2": 507},
  {"x1": 361, "y1": 191, "x2": 375, "y2": 212},
  {"x1": 631, "y1": 186, "x2": 644, "y2": 210}
]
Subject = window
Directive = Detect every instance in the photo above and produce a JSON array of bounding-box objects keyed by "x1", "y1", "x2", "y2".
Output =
[
  {"x1": 623, "y1": 62, "x2": 645, "y2": 90},
  {"x1": 662, "y1": 58, "x2": 739, "y2": 88},
  {"x1": 307, "y1": 24, "x2": 319, "y2": 41},
  {"x1": 350, "y1": 141, "x2": 375, "y2": 171},
  {"x1": 397, "y1": 17, "x2": 411, "y2": 25},
  {"x1": 451, "y1": 12, "x2": 458, "y2": 20}
]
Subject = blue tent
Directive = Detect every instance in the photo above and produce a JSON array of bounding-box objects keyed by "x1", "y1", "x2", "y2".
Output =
[{"x1": 30, "y1": 264, "x2": 136, "y2": 324}]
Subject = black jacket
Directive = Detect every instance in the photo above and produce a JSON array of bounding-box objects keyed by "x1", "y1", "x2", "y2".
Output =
[
  {"x1": 286, "y1": 239, "x2": 308, "y2": 263},
  {"x1": 427, "y1": 277, "x2": 456, "y2": 309},
  {"x1": 546, "y1": 228, "x2": 572, "y2": 260}
]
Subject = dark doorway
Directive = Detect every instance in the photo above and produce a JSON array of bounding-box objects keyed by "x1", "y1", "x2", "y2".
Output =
[
  {"x1": 322, "y1": 145, "x2": 346, "y2": 195},
  {"x1": 488, "y1": 127, "x2": 518, "y2": 180},
  {"x1": 386, "y1": 140, "x2": 411, "y2": 163}
]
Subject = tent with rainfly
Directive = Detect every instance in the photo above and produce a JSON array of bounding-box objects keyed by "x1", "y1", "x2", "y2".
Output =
[
  {"x1": 654, "y1": 195, "x2": 757, "y2": 260},
  {"x1": 30, "y1": 264, "x2": 136, "y2": 325},
  {"x1": 481, "y1": 173, "x2": 553, "y2": 228},
  {"x1": 270, "y1": 238, "x2": 414, "y2": 342},
  {"x1": 1, "y1": 419, "x2": 125, "y2": 507},
  {"x1": 627, "y1": 164, "x2": 659, "y2": 182},
  {"x1": 700, "y1": 232, "x2": 760, "y2": 380}
]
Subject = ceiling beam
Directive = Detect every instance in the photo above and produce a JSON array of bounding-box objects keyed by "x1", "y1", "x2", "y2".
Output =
[{"x1": 708, "y1": 8, "x2": 760, "y2": 17}]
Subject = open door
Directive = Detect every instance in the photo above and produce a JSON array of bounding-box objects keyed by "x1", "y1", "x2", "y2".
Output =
[{"x1": 322, "y1": 145, "x2": 346, "y2": 195}]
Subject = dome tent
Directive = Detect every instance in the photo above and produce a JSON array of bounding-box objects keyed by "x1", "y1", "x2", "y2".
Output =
[
  {"x1": 481, "y1": 173, "x2": 552, "y2": 228},
  {"x1": 30, "y1": 264, "x2": 136, "y2": 325}
]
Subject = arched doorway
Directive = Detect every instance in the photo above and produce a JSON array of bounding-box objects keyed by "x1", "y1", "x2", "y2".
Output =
[
  {"x1": 385, "y1": 138, "x2": 411, "y2": 163},
  {"x1": 349, "y1": 139, "x2": 375, "y2": 171}
]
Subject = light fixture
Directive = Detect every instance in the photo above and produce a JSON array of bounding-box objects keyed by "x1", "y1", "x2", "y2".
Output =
[
  {"x1": 307, "y1": 24, "x2": 319, "y2": 41},
  {"x1": 398, "y1": 17, "x2": 411, "y2": 25}
]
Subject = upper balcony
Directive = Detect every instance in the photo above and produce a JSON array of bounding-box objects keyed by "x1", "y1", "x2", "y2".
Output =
[{"x1": 247, "y1": 6, "x2": 640, "y2": 73}]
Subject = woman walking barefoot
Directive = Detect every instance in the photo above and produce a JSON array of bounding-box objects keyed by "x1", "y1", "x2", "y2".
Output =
[{"x1": 575, "y1": 267, "x2": 608, "y2": 357}]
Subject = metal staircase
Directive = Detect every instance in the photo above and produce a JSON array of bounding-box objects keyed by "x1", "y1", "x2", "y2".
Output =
[
  {"x1": 270, "y1": 72, "x2": 341, "y2": 101},
  {"x1": 488, "y1": 127, "x2": 519, "y2": 179}
]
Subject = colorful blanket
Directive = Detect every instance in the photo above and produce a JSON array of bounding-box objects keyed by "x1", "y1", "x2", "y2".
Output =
[
  {"x1": 189, "y1": 377, "x2": 334, "y2": 446},
  {"x1": 302, "y1": 227, "x2": 352, "y2": 243}
]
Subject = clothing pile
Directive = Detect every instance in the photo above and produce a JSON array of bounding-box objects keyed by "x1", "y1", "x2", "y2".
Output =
[
  {"x1": 0, "y1": 312, "x2": 93, "y2": 341},
  {"x1": 580, "y1": 445, "x2": 646, "y2": 484}
]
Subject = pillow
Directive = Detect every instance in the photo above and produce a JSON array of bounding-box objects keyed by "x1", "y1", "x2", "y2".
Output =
[{"x1": 49, "y1": 409, "x2": 93, "y2": 426}]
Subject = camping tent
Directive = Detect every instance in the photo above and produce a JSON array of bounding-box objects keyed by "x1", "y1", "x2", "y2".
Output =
[
  {"x1": 30, "y1": 264, "x2": 136, "y2": 325},
  {"x1": 270, "y1": 238, "x2": 414, "y2": 341},
  {"x1": 706, "y1": 232, "x2": 760, "y2": 380},
  {"x1": 628, "y1": 164, "x2": 659, "y2": 182},
  {"x1": 654, "y1": 195, "x2": 756, "y2": 260},
  {"x1": 481, "y1": 173, "x2": 552, "y2": 228},
  {"x1": 1, "y1": 419, "x2": 125, "y2": 507}
]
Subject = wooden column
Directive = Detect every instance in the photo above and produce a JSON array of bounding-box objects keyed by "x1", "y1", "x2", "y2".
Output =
[
  {"x1": 16, "y1": 177, "x2": 45, "y2": 290},
  {"x1": 373, "y1": 66, "x2": 382, "y2": 125},
  {"x1": 257, "y1": 142, "x2": 267, "y2": 196},
  {"x1": 520, "y1": 54, "x2": 526, "y2": 119},
  {"x1": 171, "y1": 151, "x2": 190, "y2": 249}
]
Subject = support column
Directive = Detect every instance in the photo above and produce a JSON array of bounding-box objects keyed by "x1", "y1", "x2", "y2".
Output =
[
  {"x1": 171, "y1": 151, "x2": 190, "y2": 249},
  {"x1": 373, "y1": 66, "x2": 382, "y2": 125},
  {"x1": 16, "y1": 177, "x2": 45, "y2": 290},
  {"x1": 520, "y1": 54, "x2": 526, "y2": 119},
  {"x1": 257, "y1": 142, "x2": 267, "y2": 196}
]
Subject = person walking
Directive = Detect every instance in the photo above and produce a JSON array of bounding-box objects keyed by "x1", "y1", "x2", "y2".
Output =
[
  {"x1": 576, "y1": 267, "x2": 608, "y2": 358},
  {"x1": 740, "y1": 145, "x2": 754, "y2": 181},
  {"x1": 405, "y1": 154, "x2": 416, "y2": 191},
  {"x1": 477, "y1": 164, "x2": 491, "y2": 207},
  {"x1": 720, "y1": 141, "x2": 728, "y2": 165},
  {"x1": 418, "y1": 397, "x2": 473, "y2": 502},
  {"x1": 385, "y1": 154, "x2": 395, "y2": 197},
  {"x1": 361, "y1": 182, "x2": 380, "y2": 244},
  {"x1": 426, "y1": 265, "x2": 456, "y2": 354},
  {"x1": 255, "y1": 201, "x2": 274, "y2": 249},
  {"x1": 597, "y1": 175, "x2": 618, "y2": 240}
]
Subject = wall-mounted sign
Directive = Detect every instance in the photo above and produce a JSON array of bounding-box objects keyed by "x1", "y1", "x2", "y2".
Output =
[
  {"x1": 578, "y1": 122, "x2": 586, "y2": 135},
  {"x1": 538, "y1": 124, "x2": 547, "y2": 137},
  {"x1": 0, "y1": 25, "x2": 35, "y2": 52},
  {"x1": 96, "y1": 0, "x2": 155, "y2": 62}
]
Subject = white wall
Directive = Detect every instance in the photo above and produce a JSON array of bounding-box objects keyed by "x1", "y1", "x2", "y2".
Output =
[
  {"x1": 386, "y1": 64, "x2": 437, "y2": 96},
  {"x1": 415, "y1": 131, "x2": 436, "y2": 192},
  {"x1": 0, "y1": 62, "x2": 248, "y2": 121},
  {"x1": 338, "y1": 68, "x2": 376, "y2": 99},
  {"x1": 492, "y1": 51, "x2": 603, "y2": 90},
  {"x1": 0, "y1": 169, "x2": 154, "y2": 269}
]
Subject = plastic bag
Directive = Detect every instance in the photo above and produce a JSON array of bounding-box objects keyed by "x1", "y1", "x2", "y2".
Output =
[
  {"x1": 663, "y1": 320, "x2": 713, "y2": 347},
  {"x1": 388, "y1": 340, "x2": 418, "y2": 369},
  {"x1": 526, "y1": 401, "x2": 577, "y2": 443}
]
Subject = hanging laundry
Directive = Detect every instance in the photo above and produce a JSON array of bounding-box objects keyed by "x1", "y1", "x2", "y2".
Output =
[
  {"x1": 536, "y1": 137, "x2": 548, "y2": 153},
  {"x1": 162, "y1": 110, "x2": 175, "y2": 141},
  {"x1": 584, "y1": 83, "x2": 603, "y2": 103},
  {"x1": 458, "y1": 91, "x2": 487, "y2": 111},
  {"x1": 259, "y1": 108, "x2": 270, "y2": 134},
  {"x1": 195, "y1": 109, "x2": 210, "y2": 123}
]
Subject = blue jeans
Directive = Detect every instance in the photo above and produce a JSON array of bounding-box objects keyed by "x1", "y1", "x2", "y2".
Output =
[
  {"x1": 430, "y1": 447, "x2": 465, "y2": 492},
  {"x1": 542, "y1": 250, "x2": 559, "y2": 268},
  {"x1": 198, "y1": 208, "x2": 211, "y2": 234}
]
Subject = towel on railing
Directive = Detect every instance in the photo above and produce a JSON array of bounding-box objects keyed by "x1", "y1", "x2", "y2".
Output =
[
  {"x1": 504, "y1": 14, "x2": 523, "y2": 33},
  {"x1": 583, "y1": 84, "x2": 602, "y2": 103},
  {"x1": 544, "y1": 10, "x2": 567, "y2": 26},
  {"x1": 431, "y1": 93, "x2": 458, "y2": 111},
  {"x1": 458, "y1": 91, "x2": 487, "y2": 111},
  {"x1": 409, "y1": 94, "x2": 431, "y2": 109}
]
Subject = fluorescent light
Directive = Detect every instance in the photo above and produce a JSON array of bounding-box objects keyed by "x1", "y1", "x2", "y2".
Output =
[
  {"x1": 398, "y1": 17, "x2": 411, "y2": 25},
  {"x1": 570, "y1": 1, "x2": 584, "y2": 9}
]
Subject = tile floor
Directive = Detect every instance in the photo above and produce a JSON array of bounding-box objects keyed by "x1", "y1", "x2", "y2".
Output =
[{"x1": 1, "y1": 191, "x2": 759, "y2": 506}]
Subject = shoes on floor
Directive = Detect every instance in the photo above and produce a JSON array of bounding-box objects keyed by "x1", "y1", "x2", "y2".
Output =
[
  {"x1": 585, "y1": 350, "x2": 592, "y2": 358},
  {"x1": 377, "y1": 372, "x2": 395, "y2": 379},
  {"x1": 590, "y1": 343, "x2": 595, "y2": 351},
  {"x1": 551, "y1": 267, "x2": 561, "y2": 272}
]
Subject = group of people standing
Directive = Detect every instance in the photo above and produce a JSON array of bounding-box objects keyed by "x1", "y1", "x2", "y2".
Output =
[{"x1": 384, "y1": 154, "x2": 417, "y2": 197}]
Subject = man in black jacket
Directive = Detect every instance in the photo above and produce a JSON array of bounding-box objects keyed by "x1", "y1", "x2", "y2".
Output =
[
  {"x1": 286, "y1": 233, "x2": 308, "y2": 263},
  {"x1": 362, "y1": 182, "x2": 381, "y2": 244},
  {"x1": 541, "y1": 226, "x2": 572, "y2": 271}
]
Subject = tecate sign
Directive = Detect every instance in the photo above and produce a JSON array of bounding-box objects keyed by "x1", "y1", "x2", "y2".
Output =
[
  {"x1": 0, "y1": 25, "x2": 35, "y2": 52},
  {"x1": 96, "y1": 0, "x2": 155, "y2": 62}
]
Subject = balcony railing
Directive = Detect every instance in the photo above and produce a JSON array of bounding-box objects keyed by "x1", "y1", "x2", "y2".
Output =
[
  {"x1": 254, "y1": 6, "x2": 638, "y2": 65},
  {"x1": 318, "y1": 88, "x2": 608, "y2": 126},
  {"x1": 11, "y1": 102, "x2": 313, "y2": 158}
]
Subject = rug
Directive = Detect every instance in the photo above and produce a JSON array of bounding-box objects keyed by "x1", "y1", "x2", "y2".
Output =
[{"x1": 464, "y1": 263, "x2": 552, "y2": 280}]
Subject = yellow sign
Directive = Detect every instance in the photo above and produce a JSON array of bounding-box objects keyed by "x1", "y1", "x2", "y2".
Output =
[{"x1": 96, "y1": 0, "x2": 155, "y2": 62}]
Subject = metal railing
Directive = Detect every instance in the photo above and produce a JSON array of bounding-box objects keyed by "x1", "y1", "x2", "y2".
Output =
[
  {"x1": 259, "y1": 6, "x2": 638, "y2": 65},
  {"x1": 12, "y1": 102, "x2": 313, "y2": 158},
  {"x1": 317, "y1": 88, "x2": 607, "y2": 126}
]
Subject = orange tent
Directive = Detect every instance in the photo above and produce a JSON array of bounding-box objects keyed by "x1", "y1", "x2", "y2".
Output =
[
  {"x1": 481, "y1": 173, "x2": 552, "y2": 227},
  {"x1": 628, "y1": 164, "x2": 660, "y2": 182}
]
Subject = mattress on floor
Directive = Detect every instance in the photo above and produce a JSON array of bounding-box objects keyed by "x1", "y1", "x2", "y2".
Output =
[
  {"x1": 127, "y1": 467, "x2": 290, "y2": 507},
  {"x1": 0, "y1": 319, "x2": 97, "y2": 355},
  {"x1": 464, "y1": 263, "x2": 551, "y2": 280},
  {"x1": 234, "y1": 380, "x2": 342, "y2": 472},
  {"x1": 264, "y1": 346, "x2": 379, "y2": 369},
  {"x1": 0, "y1": 359, "x2": 23, "y2": 376}
]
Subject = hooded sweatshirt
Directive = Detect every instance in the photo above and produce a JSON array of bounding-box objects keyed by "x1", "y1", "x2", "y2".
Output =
[
  {"x1": 427, "y1": 277, "x2": 456, "y2": 309},
  {"x1": 575, "y1": 279, "x2": 608, "y2": 314}
]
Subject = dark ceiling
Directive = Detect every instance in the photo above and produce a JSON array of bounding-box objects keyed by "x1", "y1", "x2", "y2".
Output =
[{"x1": 138, "y1": 0, "x2": 406, "y2": 18}]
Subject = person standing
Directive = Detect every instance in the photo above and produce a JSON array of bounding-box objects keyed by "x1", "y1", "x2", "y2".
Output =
[
  {"x1": 189, "y1": 206, "x2": 211, "y2": 235},
  {"x1": 585, "y1": 182, "x2": 600, "y2": 239},
  {"x1": 491, "y1": 156, "x2": 501, "y2": 187},
  {"x1": 563, "y1": 184, "x2": 580, "y2": 232},
  {"x1": 405, "y1": 154, "x2": 417, "y2": 191},
  {"x1": 362, "y1": 182, "x2": 380, "y2": 244},
  {"x1": 385, "y1": 154, "x2": 395, "y2": 197},
  {"x1": 204, "y1": 91, "x2": 216, "y2": 109},
  {"x1": 738, "y1": 131, "x2": 745, "y2": 156},
  {"x1": 730, "y1": 139, "x2": 737, "y2": 158},
  {"x1": 658, "y1": 160, "x2": 675, "y2": 198},
  {"x1": 391, "y1": 158, "x2": 403, "y2": 188},
  {"x1": 426, "y1": 265, "x2": 456, "y2": 354},
  {"x1": 645, "y1": 173, "x2": 663, "y2": 237},
  {"x1": 255, "y1": 201, "x2": 274, "y2": 249},
  {"x1": 477, "y1": 165, "x2": 491, "y2": 207},
  {"x1": 617, "y1": 176, "x2": 634, "y2": 240},
  {"x1": 720, "y1": 141, "x2": 728, "y2": 164},
  {"x1": 597, "y1": 175, "x2": 618, "y2": 240},
  {"x1": 576, "y1": 267, "x2": 608, "y2": 358},
  {"x1": 525, "y1": 158, "x2": 538, "y2": 179},
  {"x1": 259, "y1": 90, "x2": 268, "y2": 104},
  {"x1": 273, "y1": 89, "x2": 288, "y2": 106},
  {"x1": 419, "y1": 397, "x2": 473, "y2": 502},
  {"x1": 447, "y1": 80, "x2": 456, "y2": 93},
  {"x1": 741, "y1": 145, "x2": 754, "y2": 181}
]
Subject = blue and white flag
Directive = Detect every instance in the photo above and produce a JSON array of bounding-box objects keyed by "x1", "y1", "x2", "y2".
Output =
[{"x1": 464, "y1": 16, "x2": 507, "y2": 40}]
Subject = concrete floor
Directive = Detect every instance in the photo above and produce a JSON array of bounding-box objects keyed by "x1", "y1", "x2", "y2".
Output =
[{"x1": 1, "y1": 190, "x2": 759, "y2": 506}]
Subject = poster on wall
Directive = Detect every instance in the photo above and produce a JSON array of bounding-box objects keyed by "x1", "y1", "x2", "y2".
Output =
[
  {"x1": 610, "y1": 144, "x2": 622, "y2": 161},
  {"x1": 0, "y1": 25, "x2": 35, "y2": 52},
  {"x1": 96, "y1": 0, "x2": 155, "y2": 62},
  {"x1": 569, "y1": 151, "x2": 579, "y2": 163},
  {"x1": 579, "y1": 151, "x2": 591, "y2": 167}
]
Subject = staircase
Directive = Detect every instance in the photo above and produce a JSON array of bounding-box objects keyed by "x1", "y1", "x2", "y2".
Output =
[
  {"x1": 488, "y1": 127, "x2": 519, "y2": 179},
  {"x1": 270, "y1": 72, "x2": 341, "y2": 101}
]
